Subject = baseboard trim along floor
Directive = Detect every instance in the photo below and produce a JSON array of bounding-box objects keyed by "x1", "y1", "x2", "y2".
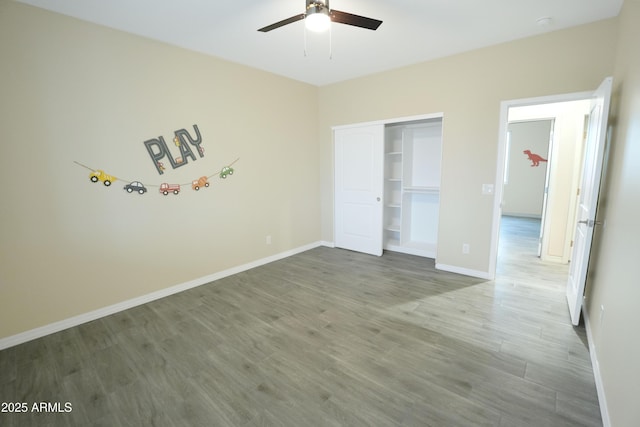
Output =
[
  {"x1": 584, "y1": 306, "x2": 611, "y2": 427},
  {"x1": 0, "y1": 241, "x2": 324, "y2": 351},
  {"x1": 324, "y1": 241, "x2": 493, "y2": 281},
  {"x1": 435, "y1": 263, "x2": 493, "y2": 280}
]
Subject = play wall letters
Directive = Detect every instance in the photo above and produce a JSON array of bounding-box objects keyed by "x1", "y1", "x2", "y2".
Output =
[{"x1": 144, "y1": 124, "x2": 204, "y2": 175}]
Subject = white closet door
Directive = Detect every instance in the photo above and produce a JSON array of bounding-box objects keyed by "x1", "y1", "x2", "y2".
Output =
[{"x1": 334, "y1": 125, "x2": 384, "y2": 256}]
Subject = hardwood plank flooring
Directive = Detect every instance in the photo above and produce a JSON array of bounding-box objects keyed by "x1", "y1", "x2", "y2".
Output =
[{"x1": 0, "y1": 216, "x2": 601, "y2": 426}]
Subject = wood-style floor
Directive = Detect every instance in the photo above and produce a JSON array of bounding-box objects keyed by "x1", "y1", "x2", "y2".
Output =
[{"x1": 0, "y1": 216, "x2": 601, "y2": 426}]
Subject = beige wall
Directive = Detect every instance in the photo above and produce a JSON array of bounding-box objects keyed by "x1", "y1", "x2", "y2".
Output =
[
  {"x1": 318, "y1": 19, "x2": 618, "y2": 274},
  {"x1": 585, "y1": 0, "x2": 640, "y2": 425},
  {"x1": 0, "y1": 1, "x2": 321, "y2": 339}
]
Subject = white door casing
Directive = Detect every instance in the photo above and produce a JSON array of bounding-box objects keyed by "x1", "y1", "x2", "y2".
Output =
[
  {"x1": 566, "y1": 77, "x2": 612, "y2": 326},
  {"x1": 334, "y1": 125, "x2": 384, "y2": 256}
]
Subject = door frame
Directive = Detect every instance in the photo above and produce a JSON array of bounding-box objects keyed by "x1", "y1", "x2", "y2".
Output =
[{"x1": 488, "y1": 91, "x2": 593, "y2": 280}]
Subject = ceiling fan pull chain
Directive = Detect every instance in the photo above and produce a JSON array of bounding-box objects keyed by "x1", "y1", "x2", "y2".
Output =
[
  {"x1": 303, "y1": 23, "x2": 308, "y2": 57},
  {"x1": 329, "y1": 23, "x2": 333, "y2": 59}
]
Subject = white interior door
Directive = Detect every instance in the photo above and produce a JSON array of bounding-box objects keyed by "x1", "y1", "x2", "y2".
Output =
[
  {"x1": 334, "y1": 125, "x2": 384, "y2": 256},
  {"x1": 538, "y1": 120, "x2": 555, "y2": 257},
  {"x1": 566, "y1": 77, "x2": 612, "y2": 325}
]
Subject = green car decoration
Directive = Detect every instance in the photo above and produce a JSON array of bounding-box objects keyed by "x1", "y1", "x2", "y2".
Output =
[{"x1": 220, "y1": 166, "x2": 234, "y2": 179}]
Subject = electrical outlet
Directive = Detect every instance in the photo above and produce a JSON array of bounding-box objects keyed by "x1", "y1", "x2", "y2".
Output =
[
  {"x1": 462, "y1": 243, "x2": 470, "y2": 254},
  {"x1": 266, "y1": 235, "x2": 272, "y2": 245}
]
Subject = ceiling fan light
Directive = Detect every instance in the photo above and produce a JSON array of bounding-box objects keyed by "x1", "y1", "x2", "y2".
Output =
[{"x1": 305, "y1": 12, "x2": 331, "y2": 32}]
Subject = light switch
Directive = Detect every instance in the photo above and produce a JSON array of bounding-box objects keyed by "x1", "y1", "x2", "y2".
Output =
[{"x1": 482, "y1": 184, "x2": 494, "y2": 195}]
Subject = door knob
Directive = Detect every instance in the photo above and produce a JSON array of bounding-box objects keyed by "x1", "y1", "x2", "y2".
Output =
[{"x1": 376, "y1": 197, "x2": 381, "y2": 202}]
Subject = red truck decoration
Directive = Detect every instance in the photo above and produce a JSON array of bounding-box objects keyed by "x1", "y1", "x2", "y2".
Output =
[{"x1": 159, "y1": 183, "x2": 180, "y2": 195}]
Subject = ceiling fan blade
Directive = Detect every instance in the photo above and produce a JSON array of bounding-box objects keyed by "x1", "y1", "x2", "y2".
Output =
[
  {"x1": 258, "y1": 14, "x2": 305, "y2": 32},
  {"x1": 330, "y1": 9, "x2": 382, "y2": 30}
]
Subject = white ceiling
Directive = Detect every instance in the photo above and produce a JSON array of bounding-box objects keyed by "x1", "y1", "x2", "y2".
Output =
[{"x1": 16, "y1": 0, "x2": 623, "y2": 86}]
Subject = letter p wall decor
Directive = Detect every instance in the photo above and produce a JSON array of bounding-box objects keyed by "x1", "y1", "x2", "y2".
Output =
[{"x1": 144, "y1": 124, "x2": 204, "y2": 175}]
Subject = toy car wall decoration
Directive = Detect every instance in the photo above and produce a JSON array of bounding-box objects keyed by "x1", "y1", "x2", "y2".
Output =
[
  {"x1": 159, "y1": 183, "x2": 180, "y2": 195},
  {"x1": 220, "y1": 166, "x2": 234, "y2": 179},
  {"x1": 191, "y1": 176, "x2": 209, "y2": 191},
  {"x1": 89, "y1": 170, "x2": 116, "y2": 186},
  {"x1": 77, "y1": 157, "x2": 238, "y2": 197},
  {"x1": 124, "y1": 181, "x2": 147, "y2": 194}
]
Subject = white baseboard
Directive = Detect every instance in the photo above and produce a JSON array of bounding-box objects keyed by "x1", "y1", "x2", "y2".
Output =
[
  {"x1": 584, "y1": 306, "x2": 611, "y2": 427},
  {"x1": 0, "y1": 241, "x2": 323, "y2": 351},
  {"x1": 435, "y1": 263, "x2": 493, "y2": 280},
  {"x1": 385, "y1": 245, "x2": 436, "y2": 259},
  {"x1": 320, "y1": 240, "x2": 335, "y2": 248}
]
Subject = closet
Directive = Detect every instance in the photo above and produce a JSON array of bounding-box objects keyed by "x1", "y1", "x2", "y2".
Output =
[{"x1": 334, "y1": 114, "x2": 443, "y2": 258}]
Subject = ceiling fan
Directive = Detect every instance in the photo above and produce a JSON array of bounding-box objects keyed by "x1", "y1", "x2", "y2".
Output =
[{"x1": 258, "y1": 0, "x2": 382, "y2": 33}]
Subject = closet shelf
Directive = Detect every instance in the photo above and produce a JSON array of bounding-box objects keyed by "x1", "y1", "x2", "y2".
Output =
[{"x1": 403, "y1": 186, "x2": 440, "y2": 194}]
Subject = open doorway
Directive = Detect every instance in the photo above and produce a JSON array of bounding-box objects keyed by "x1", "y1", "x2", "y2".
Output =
[
  {"x1": 488, "y1": 92, "x2": 592, "y2": 280},
  {"x1": 502, "y1": 119, "x2": 554, "y2": 258}
]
